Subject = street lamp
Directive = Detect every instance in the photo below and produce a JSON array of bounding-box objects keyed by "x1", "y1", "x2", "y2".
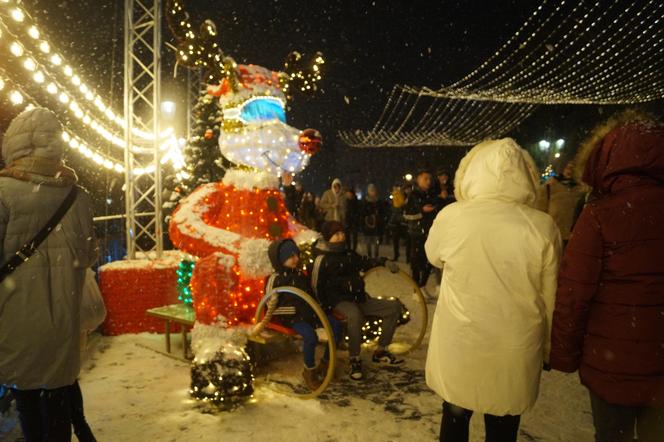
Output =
[
  {"x1": 538, "y1": 140, "x2": 551, "y2": 151},
  {"x1": 556, "y1": 139, "x2": 565, "y2": 148},
  {"x1": 161, "y1": 100, "x2": 176, "y2": 118},
  {"x1": 404, "y1": 173, "x2": 413, "y2": 181}
]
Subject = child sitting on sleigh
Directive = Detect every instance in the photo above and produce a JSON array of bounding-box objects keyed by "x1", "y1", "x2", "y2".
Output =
[{"x1": 266, "y1": 239, "x2": 343, "y2": 390}]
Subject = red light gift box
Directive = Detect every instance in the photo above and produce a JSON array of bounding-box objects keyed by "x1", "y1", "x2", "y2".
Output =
[{"x1": 99, "y1": 252, "x2": 184, "y2": 335}]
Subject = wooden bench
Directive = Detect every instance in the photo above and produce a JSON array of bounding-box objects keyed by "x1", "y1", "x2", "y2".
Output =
[{"x1": 145, "y1": 304, "x2": 196, "y2": 359}]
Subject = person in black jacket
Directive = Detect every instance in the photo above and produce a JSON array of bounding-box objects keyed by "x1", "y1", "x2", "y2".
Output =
[
  {"x1": 312, "y1": 221, "x2": 404, "y2": 381},
  {"x1": 282, "y1": 173, "x2": 303, "y2": 216},
  {"x1": 361, "y1": 184, "x2": 385, "y2": 258},
  {"x1": 434, "y1": 170, "x2": 456, "y2": 210},
  {"x1": 403, "y1": 170, "x2": 439, "y2": 291},
  {"x1": 344, "y1": 187, "x2": 360, "y2": 252},
  {"x1": 267, "y1": 239, "x2": 342, "y2": 390}
]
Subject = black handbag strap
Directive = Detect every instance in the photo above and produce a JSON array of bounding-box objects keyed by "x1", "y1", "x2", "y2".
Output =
[{"x1": 0, "y1": 186, "x2": 79, "y2": 282}]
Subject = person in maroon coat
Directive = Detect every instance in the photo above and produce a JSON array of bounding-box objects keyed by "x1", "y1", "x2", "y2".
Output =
[{"x1": 549, "y1": 119, "x2": 664, "y2": 442}]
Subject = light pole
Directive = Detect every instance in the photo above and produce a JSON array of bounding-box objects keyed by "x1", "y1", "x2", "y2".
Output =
[
  {"x1": 161, "y1": 100, "x2": 176, "y2": 119},
  {"x1": 537, "y1": 138, "x2": 565, "y2": 181}
]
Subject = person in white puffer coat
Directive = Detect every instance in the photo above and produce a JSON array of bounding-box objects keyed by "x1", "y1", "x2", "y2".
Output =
[
  {"x1": 424, "y1": 138, "x2": 561, "y2": 442},
  {"x1": 0, "y1": 107, "x2": 97, "y2": 441}
]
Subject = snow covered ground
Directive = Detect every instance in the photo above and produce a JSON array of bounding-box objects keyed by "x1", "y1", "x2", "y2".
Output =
[{"x1": 1, "y1": 255, "x2": 595, "y2": 442}]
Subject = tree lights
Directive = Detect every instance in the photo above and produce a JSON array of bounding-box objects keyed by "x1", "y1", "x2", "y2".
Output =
[{"x1": 177, "y1": 260, "x2": 195, "y2": 305}]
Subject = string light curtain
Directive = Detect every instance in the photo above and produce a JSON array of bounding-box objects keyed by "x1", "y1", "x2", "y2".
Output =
[
  {"x1": 339, "y1": 86, "x2": 537, "y2": 147},
  {"x1": 342, "y1": 0, "x2": 663, "y2": 148}
]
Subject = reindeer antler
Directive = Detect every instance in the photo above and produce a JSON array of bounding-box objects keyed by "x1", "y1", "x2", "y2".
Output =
[
  {"x1": 281, "y1": 51, "x2": 325, "y2": 99},
  {"x1": 166, "y1": 0, "x2": 324, "y2": 98},
  {"x1": 166, "y1": 0, "x2": 239, "y2": 89}
]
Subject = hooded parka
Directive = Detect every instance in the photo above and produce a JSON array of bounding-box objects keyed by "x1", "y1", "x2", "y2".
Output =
[
  {"x1": 266, "y1": 239, "x2": 318, "y2": 326},
  {"x1": 319, "y1": 178, "x2": 346, "y2": 224},
  {"x1": 425, "y1": 138, "x2": 561, "y2": 415},
  {"x1": 550, "y1": 123, "x2": 664, "y2": 407},
  {"x1": 0, "y1": 108, "x2": 97, "y2": 390}
]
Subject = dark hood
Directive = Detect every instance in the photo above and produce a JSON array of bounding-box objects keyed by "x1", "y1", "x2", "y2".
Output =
[
  {"x1": 583, "y1": 123, "x2": 664, "y2": 196},
  {"x1": 268, "y1": 239, "x2": 289, "y2": 272}
]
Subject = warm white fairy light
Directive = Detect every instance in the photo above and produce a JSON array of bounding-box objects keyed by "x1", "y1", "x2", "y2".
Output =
[
  {"x1": 340, "y1": 85, "x2": 538, "y2": 147},
  {"x1": 0, "y1": 7, "x2": 183, "y2": 181},
  {"x1": 10, "y1": 8, "x2": 24, "y2": 22},
  {"x1": 342, "y1": 0, "x2": 664, "y2": 147},
  {"x1": 9, "y1": 41, "x2": 22, "y2": 56},
  {"x1": 0, "y1": 13, "x2": 178, "y2": 150},
  {"x1": 9, "y1": 90, "x2": 22, "y2": 104},
  {"x1": 0, "y1": 79, "x2": 124, "y2": 173},
  {"x1": 414, "y1": 0, "x2": 663, "y2": 104},
  {"x1": 23, "y1": 58, "x2": 36, "y2": 71},
  {"x1": 27, "y1": 25, "x2": 39, "y2": 39},
  {"x1": 0, "y1": 36, "x2": 183, "y2": 165},
  {"x1": 63, "y1": 130, "x2": 125, "y2": 172}
]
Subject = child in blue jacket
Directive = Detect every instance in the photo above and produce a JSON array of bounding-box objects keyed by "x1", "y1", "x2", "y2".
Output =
[{"x1": 266, "y1": 239, "x2": 342, "y2": 389}]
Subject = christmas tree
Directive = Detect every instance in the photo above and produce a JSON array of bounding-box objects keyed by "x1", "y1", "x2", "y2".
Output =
[{"x1": 164, "y1": 92, "x2": 230, "y2": 216}]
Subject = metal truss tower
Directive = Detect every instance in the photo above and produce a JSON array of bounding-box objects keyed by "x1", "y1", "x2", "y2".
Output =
[
  {"x1": 186, "y1": 70, "x2": 203, "y2": 141},
  {"x1": 123, "y1": 0, "x2": 163, "y2": 259}
]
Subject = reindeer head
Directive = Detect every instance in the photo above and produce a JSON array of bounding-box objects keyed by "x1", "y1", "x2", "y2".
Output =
[{"x1": 166, "y1": 0, "x2": 324, "y2": 176}]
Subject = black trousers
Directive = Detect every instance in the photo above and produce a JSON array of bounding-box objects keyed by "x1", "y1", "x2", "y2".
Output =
[
  {"x1": 392, "y1": 225, "x2": 410, "y2": 261},
  {"x1": 410, "y1": 235, "x2": 432, "y2": 287},
  {"x1": 70, "y1": 381, "x2": 96, "y2": 442},
  {"x1": 590, "y1": 392, "x2": 664, "y2": 442},
  {"x1": 345, "y1": 227, "x2": 358, "y2": 252},
  {"x1": 440, "y1": 402, "x2": 520, "y2": 442},
  {"x1": 13, "y1": 385, "x2": 72, "y2": 442}
]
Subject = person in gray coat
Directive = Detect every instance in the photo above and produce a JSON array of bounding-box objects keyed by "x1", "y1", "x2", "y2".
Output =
[{"x1": 0, "y1": 107, "x2": 97, "y2": 441}]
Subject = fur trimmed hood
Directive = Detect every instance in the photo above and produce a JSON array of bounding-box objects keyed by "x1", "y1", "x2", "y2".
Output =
[
  {"x1": 582, "y1": 122, "x2": 664, "y2": 196},
  {"x1": 573, "y1": 109, "x2": 659, "y2": 185}
]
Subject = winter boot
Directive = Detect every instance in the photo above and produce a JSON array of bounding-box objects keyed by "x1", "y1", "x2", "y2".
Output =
[
  {"x1": 315, "y1": 359, "x2": 330, "y2": 382},
  {"x1": 302, "y1": 366, "x2": 321, "y2": 391},
  {"x1": 0, "y1": 386, "x2": 12, "y2": 415},
  {"x1": 372, "y1": 349, "x2": 404, "y2": 365},
  {"x1": 349, "y1": 357, "x2": 363, "y2": 381}
]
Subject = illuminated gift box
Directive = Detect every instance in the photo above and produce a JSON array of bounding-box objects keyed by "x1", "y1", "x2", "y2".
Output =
[{"x1": 99, "y1": 252, "x2": 185, "y2": 335}]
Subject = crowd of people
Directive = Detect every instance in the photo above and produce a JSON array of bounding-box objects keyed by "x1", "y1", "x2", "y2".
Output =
[
  {"x1": 0, "y1": 105, "x2": 662, "y2": 442},
  {"x1": 276, "y1": 110, "x2": 664, "y2": 442},
  {"x1": 422, "y1": 113, "x2": 663, "y2": 442},
  {"x1": 282, "y1": 168, "x2": 457, "y2": 298}
]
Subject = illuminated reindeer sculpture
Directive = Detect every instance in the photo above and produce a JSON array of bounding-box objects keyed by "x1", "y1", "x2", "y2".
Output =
[{"x1": 165, "y1": 0, "x2": 325, "y2": 406}]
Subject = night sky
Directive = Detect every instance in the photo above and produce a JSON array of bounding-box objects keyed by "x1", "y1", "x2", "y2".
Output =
[{"x1": 6, "y1": 0, "x2": 664, "y2": 200}]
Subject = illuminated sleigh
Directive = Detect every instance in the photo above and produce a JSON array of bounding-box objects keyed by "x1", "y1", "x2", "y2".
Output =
[{"x1": 251, "y1": 269, "x2": 428, "y2": 398}]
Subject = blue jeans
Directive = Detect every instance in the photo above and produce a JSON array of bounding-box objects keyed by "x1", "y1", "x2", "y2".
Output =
[{"x1": 292, "y1": 314, "x2": 343, "y2": 368}]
